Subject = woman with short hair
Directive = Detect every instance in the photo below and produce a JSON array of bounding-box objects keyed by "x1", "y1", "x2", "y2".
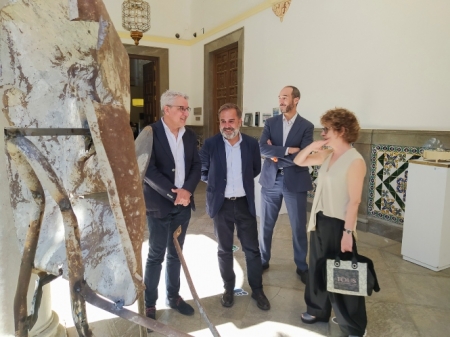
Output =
[{"x1": 294, "y1": 108, "x2": 367, "y2": 337}]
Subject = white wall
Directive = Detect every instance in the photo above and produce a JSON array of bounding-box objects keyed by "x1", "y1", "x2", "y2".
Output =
[
  {"x1": 242, "y1": 0, "x2": 450, "y2": 130},
  {"x1": 107, "y1": 0, "x2": 450, "y2": 131},
  {"x1": 190, "y1": 0, "x2": 266, "y2": 36},
  {"x1": 230, "y1": 1, "x2": 449, "y2": 130}
]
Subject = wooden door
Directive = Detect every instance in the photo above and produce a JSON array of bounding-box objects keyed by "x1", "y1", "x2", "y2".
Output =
[
  {"x1": 143, "y1": 61, "x2": 157, "y2": 125},
  {"x1": 213, "y1": 44, "x2": 238, "y2": 134}
]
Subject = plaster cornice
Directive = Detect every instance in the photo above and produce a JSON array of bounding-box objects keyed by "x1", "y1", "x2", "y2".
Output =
[{"x1": 118, "y1": 0, "x2": 283, "y2": 46}]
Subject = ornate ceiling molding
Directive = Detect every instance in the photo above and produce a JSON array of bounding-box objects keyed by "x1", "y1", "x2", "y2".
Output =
[{"x1": 272, "y1": 0, "x2": 291, "y2": 22}]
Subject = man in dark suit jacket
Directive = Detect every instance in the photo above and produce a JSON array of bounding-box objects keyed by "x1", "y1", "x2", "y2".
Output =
[
  {"x1": 199, "y1": 103, "x2": 270, "y2": 311},
  {"x1": 143, "y1": 90, "x2": 201, "y2": 323},
  {"x1": 259, "y1": 86, "x2": 314, "y2": 284}
]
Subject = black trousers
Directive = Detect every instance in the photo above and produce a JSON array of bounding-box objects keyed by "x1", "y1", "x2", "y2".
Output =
[
  {"x1": 213, "y1": 197, "x2": 263, "y2": 292},
  {"x1": 305, "y1": 212, "x2": 367, "y2": 336}
]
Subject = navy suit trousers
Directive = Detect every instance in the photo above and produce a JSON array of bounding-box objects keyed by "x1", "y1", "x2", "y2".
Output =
[
  {"x1": 144, "y1": 205, "x2": 190, "y2": 307},
  {"x1": 213, "y1": 197, "x2": 263, "y2": 292},
  {"x1": 259, "y1": 172, "x2": 308, "y2": 271}
]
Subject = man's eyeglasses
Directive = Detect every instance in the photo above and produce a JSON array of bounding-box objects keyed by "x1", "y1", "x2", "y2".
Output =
[
  {"x1": 167, "y1": 105, "x2": 191, "y2": 112},
  {"x1": 321, "y1": 127, "x2": 329, "y2": 134}
]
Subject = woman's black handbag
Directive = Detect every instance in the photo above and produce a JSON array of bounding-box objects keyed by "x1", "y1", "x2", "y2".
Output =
[{"x1": 314, "y1": 245, "x2": 380, "y2": 297}]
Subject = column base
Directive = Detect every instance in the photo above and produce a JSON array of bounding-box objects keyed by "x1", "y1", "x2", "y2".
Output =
[{"x1": 30, "y1": 311, "x2": 65, "y2": 337}]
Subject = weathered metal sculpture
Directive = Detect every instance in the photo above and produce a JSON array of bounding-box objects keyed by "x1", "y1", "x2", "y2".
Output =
[{"x1": 0, "y1": 1, "x2": 194, "y2": 336}]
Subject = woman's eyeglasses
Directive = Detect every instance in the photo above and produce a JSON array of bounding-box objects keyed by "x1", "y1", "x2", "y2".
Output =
[{"x1": 321, "y1": 127, "x2": 329, "y2": 134}]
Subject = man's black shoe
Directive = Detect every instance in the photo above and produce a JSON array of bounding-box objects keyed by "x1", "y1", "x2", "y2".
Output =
[
  {"x1": 221, "y1": 289, "x2": 234, "y2": 307},
  {"x1": 262, "y1": 263, "x2": 270, "y2": 272},
  {"x1": 145, "y1": 306, "x2": 156, "y2": 333},
  {"x1": 251, "y1": 290, "x2": 271, "y2": 310},
  {"x1": 166, "y1": 296, "x2": 195, "y2": 316},
  {"x1": 296, "y1": 268, "x2": 308, "y2": 285}
]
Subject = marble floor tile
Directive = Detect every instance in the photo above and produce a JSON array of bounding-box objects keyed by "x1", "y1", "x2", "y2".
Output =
[
  {"x1": 269, "y1": 237, "x2": 295, "y2": 259},
  {"x1": 436, "y1": 267, "x2": 450, "y2": 278},
  {"x1": 240, "y1": 317, "x2": 328, "y2": 337},
  {"x1": 380, "y1": 241, "x2": 402, "y2": 256},
  {"x1": 357, "y1": 245, "x2": 391, "y2": 271},
  {"x1": 357, "y1": 231, "x2": 399, "y2": 249},
  {"x1": 394, "y1": 273, "x2": 450, "y2": 309},
  {"x1": 406, "y1": 304, "x2": 450, "y2": 337},
  {"x1": 274, "y1": 213, "x2": 292, "y2": 225},
  {"x1": 365, "y1": 302, "x2": 420, "y2": 337},
  {"x1": 365, "y1": 268, "x2": 405, "y2": 304},
  {"x1": 273, "y1": 222, "x2": 293, "y2": 240},
  {"x1": 51, "y1": 184, "x2": 450, "y2": 336},
  {"x1": 381, "y1": 251, "x2": 438, "y2": 276},
  {"x1": 259, "y1": 258, "x2": 304, "y2": 291}
]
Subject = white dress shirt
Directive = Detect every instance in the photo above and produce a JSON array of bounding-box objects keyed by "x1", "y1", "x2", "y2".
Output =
[
  {"x1": 161, "y1": 118, "x2": 185, "y2": 189},
  {"x1": 283, "y1": 113, "x2": 298, "y2": 155},
  {"x1": 223, "y1": 134, "x2": 246, "y2": 198}
]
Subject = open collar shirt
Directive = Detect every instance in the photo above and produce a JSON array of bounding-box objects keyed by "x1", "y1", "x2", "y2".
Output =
[
  {"x1": 223, "y1": 133, "x2": 246, "y2": 198},
  {"x1": 281, "y1": 112, "x2": 299, "y2": 156},
  {"x1": 162, "y1": 117, "x2": 186, "y2": 189}
]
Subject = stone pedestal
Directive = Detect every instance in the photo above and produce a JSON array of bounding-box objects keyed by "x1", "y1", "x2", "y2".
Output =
[{"x1": 402, "y1": 159, "x2": 450, "y2": 271}]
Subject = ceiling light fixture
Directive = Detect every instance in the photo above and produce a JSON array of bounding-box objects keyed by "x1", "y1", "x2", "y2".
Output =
[{"x1": 122, "y1": 0, "x2": 151, "y2": 46}]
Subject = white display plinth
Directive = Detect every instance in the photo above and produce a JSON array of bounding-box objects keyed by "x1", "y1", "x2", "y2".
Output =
[{"x1": 401, "y1": 159, "x2": 450, "y2": 271}]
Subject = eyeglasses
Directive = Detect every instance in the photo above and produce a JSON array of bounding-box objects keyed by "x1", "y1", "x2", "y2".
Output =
[
  {"x1": 167, "y1": 105, "x2": 191, "y2": 112},
  {"x1": 321, "y1": 127, "x2": 330, "y2": 134}
]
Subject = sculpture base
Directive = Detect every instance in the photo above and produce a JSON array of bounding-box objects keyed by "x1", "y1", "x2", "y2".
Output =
[{"x1": 30, "y1": 312, "x2": 65, "y2": 337}]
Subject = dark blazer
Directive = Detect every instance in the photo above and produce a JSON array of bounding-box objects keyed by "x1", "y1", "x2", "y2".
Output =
[
  {"x1": 199, "y1": 133, "x2": 261, "y2": 218},
  {"x1": 143, "y1": 120, "x2": 201, "y2": 218},
  {"x1": 259, "y1": 114, "x2": 314, "y2": 192}
]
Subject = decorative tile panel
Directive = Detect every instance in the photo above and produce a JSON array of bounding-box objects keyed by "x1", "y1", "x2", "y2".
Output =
[
  {"x1": 368, "y1": 144, "x2": 423, "y2": 225},
  {"x1": 308, "y1": 165, "x2": 320, "y2": 199}
]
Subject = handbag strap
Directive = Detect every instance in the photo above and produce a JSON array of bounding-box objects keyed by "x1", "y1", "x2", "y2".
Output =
[{"x1": 334, "y1": 235, "x2": 359, "y2": 268}]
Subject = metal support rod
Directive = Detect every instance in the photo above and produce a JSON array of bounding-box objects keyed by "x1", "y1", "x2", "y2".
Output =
[
  {"x1": 7, "y1": 136, "x2": 92, "y2": 336},
  {"x1": 7, "y1": 136, "x2": 46, "y2": 337},
  {"x1": 28, "y1": 271, "x2": 62, "y2": 330},
  {"x1": 4, "y1": 127, "x2": 91, "y2": 137},
  {"x1": 80, "y1": 284, "x2": 192, "y2": 337},
  {"x1": 173, "y1": 226, "x2": 221, "y2": 337},
  {"x1": 13, "y1": 201, "x2": 45, "y2": 337}
]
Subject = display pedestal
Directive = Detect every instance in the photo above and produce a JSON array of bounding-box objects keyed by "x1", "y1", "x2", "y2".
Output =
[{"x1": 401, "y1": 159, "x2": 450, "y2": 271}]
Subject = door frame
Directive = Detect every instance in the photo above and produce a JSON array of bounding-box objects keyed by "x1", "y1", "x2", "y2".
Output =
[
  {"x1": 124, "y1": 44, "x2": 169, "y2": 118},
  {"x1": 212, "y1": 42, "x2": 238, "y2": 135},
  {"x1": 129, "y1": 54, "x2": 160, "y2": 124},
  {"x1": 204, "y1": 28, "x2": 244, "y2": 138}
]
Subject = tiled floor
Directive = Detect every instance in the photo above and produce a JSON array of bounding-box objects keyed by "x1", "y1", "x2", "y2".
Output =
[{"x1": 51, "y1": 184, "x2": 450, "y2": 336}]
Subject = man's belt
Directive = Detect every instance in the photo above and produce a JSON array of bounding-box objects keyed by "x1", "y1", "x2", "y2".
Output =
[{"x1": 224, "y1": 196, "x2": 246, "y2": 201}]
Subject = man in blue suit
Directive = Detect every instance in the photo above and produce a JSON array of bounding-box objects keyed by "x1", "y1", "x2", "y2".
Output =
[
  {"x1": 259, "y1": 86, "x2": 314, "y2": 284},
  {"x1": 199, "y1": 103, "x2": 270, "y2": 311},
  {"x1": 143, "y1": 90, "x2": 201, "y2": 324}
]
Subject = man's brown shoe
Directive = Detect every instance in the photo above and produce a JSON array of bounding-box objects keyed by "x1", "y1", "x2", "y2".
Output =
[{"x1": 145, "y1": 306, "x2": 156, "y2": 333}]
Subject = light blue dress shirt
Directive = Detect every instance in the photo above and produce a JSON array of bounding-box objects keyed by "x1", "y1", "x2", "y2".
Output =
[{"x1": 223, "y1": 133, "x2": 246, "y2": 198}]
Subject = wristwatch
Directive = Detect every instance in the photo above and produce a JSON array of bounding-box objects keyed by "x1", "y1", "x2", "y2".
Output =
[{"x1": 343, "y1": 228, "x2": 353, "y2": 234}]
